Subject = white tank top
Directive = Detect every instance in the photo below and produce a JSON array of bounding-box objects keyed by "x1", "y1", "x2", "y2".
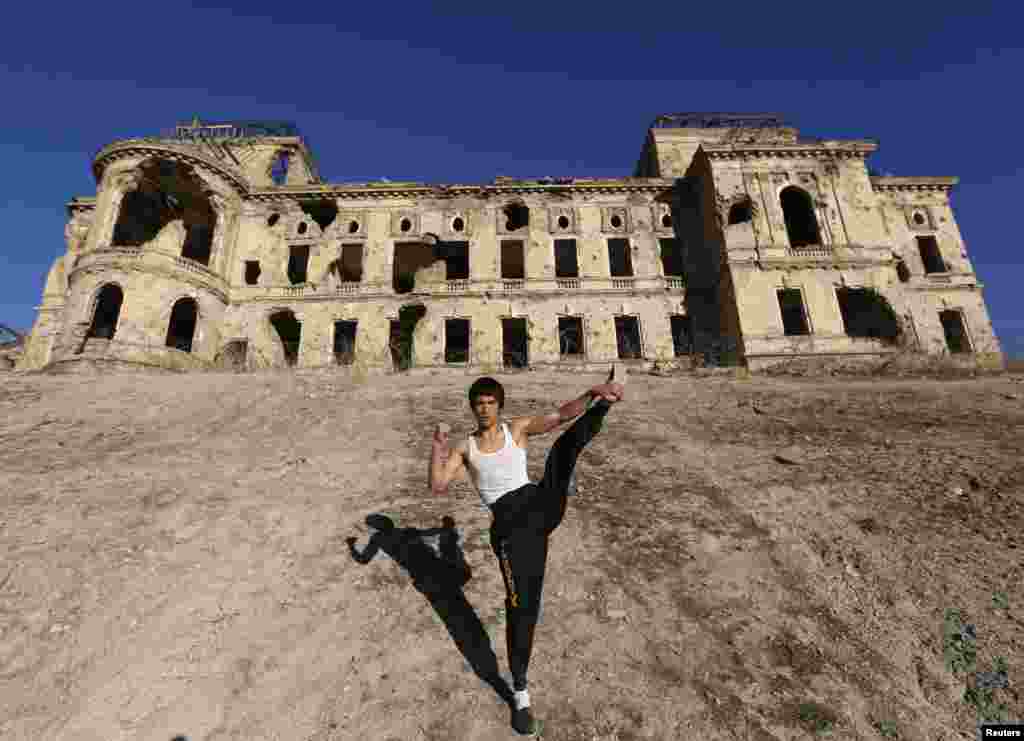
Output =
[{"x1": 466, "y1": 422, "x2": 530, "y2": 507}]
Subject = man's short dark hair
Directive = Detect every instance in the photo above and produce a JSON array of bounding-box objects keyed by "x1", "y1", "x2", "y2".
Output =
[{"x1": 468, "y1": 377, "x2": 504, "y2": 409}]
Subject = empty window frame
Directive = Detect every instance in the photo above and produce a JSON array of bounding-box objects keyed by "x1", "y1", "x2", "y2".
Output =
[
  {"x1": 339, "y1": 244, "x2": 363, "y2": 282},
  {"x1": 777, "y1": 288, "x2": 810, "y2": 336},
  {"x1": 244, "y1": 260, "x2": 261, "y2": 285},
  {"x1": 669, "y1": 314, "x2": 693, "y2": 357},
  {"x1": 917, "y1": 236, "x2": 946, "y2": 274},
  {"x1": 87, "y1": 284, "x2": 124, "y2": 340},
  {"x1": 939, "y1": 310, "x2": 971, "y2": 353},
  {"x1": 287, "y1": 245, "x2": 310, "y2": 284},
  {"x1": 558, "y1": 316, "x2": 585, "y2": 356},
  {"x1": 835, "y1": 287, "x2": 899, "y2": 342},
  {"x1": 165, "y1": 297, "x2": 199, "y2": 353},
  {"x1": 554, "y1": 239, "x2": 578, "y2": 278},
  {"x1": 445, "y1": 318, "x2": 470, "y2": 363},
  {"x1": 444, "y1": 241, "x2": 470, "y2": 280},
  {"x1": 393, "y1": 242, "x2": 434, "y2": 294},
  {"x1": 334, "y1": 320, "x2": 357, "y2": 365},
  {"x1": 780, "y1": 186, "x2": 821, "y2": 248},
  {"x1": 502, "y1": 317, "x2": 528, "y2": 368},
  {"x1": 501, "y1": 240, "x2": 525, "y2": 279},
  {"x1": 270, "y1": 152, "x2": 290, "y2": 186},
  {"x1": 614, "y1": 316, "x2": 642, "y2": 359},
  {"x1": 607, "y1": 238, "x2": 633, "y2": 277},
  {"x1": 659, "y1": 238, "x2": 684, "y2": 277},
  {"x1": 270, "y1": 310, "x2": 302, "y2": 366}
]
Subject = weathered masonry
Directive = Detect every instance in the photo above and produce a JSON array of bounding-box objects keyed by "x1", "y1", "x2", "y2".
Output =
[{"x1": 20, "y1": 113, "x2": 1002, "y2": 374}]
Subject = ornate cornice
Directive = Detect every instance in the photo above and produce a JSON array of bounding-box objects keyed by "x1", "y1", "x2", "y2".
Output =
[
  {"x1": 870, "y1": 176, "x2": 958, "y2": 193},
  {"x1": 93, "y1": 139, "x2": 249, "y2": 193},
  {"x1": 704, "y1": 141, "x2": 877, "y2": 161},
  {"x1": 246, "y1": 180, "x2": 675, "y2": 203}
]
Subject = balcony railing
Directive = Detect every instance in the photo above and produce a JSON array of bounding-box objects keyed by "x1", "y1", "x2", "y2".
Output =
[
  {"x1": 71, "y1": 246, "x2": 226, "y2": 296},
  {"x1": 786, "y1": 245, "x2": 833, "y2": 258},
  {"x1": 333, "y1": 282, "x2": 360, "y2": 294},
  {"x1": 284, "y1": 284, "x2": 310, "y2": 297},
  {"x1": 173, "y1": 255, "x2": 218, "y2": 280},
  {"x1": 555, "y1": 278, "x2": 580, "y2": 289},
  {"x1": 446, "y1": 279, "x2": 470, "y2": 293},
  {"x1": 611, "y1": 278, "x2": 635, "y2": 290},
  {"x1": 502, "y1": 279, "x2": 524, "y2": 292},
  {"x1": 664, "y1": 277, "x2": 684, "y2": 290}
]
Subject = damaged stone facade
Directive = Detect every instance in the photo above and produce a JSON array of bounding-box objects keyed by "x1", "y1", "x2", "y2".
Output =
[{"x1": 19, "y1": 114, "x2": 1003, "y2": 374}]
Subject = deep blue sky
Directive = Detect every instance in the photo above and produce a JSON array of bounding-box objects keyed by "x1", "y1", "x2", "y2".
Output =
[{"x1": 2, "y1": 2, "x2": 1021, "y2": 357}]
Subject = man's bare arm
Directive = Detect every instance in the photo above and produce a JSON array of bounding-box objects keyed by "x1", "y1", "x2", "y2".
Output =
[
  {"x1": 429, "y1": 424, "x2": 467, "y2": 495},
  {"x1": 520, "y1": 383, "x2": 621, "y2": 437}
]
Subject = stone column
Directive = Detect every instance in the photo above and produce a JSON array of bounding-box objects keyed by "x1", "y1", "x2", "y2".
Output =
[
  {"x1": 207, "y1": 192, "x2": 229, "y2": 275},
  {"x1": 95, "y1": 171, "x2": 142, "y2": 248}
]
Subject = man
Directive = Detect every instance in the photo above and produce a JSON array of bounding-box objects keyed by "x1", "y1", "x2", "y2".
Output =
[{"x1": 428, "y1": 366, "x2": 626, "y2": 735}]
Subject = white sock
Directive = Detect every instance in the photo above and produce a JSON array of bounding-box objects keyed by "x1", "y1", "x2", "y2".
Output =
[{"x1": 513, "y1": 689, "x2": 530, "y2": 710}]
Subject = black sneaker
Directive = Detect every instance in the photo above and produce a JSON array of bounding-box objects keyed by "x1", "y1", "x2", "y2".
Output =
[{"x1": 511, "y1": 705, "x2": 536, "y2": 735}]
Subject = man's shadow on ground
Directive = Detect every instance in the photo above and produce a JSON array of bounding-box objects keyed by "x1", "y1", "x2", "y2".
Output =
[{"x1": 346, "y1": 514, "x2": 514, "y2": 707}]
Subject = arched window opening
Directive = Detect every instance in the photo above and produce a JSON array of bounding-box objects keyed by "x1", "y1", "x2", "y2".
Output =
[
  {"x1": 780, "y1": 186, "x2": 821, "y2": 248},
  {"x1": 270, "y1": 152, "x2": 290, "y2": 186},
  {"x1": 269, "y1": 310, "x2": 302, "y2": 367},
  {"x1": 165, "y1": 297, "x2": 199, "y2": 353},
  {"x1": 113, "y1": 160, "x2": 216, "y2": 266},
  {"x1": 87, "y1": 284, "x2": 124, "y2": 340},
  {"x1": 728, "y1": 199, "x2": 753, "y2": 225},
  {"x1": 503, "y1": 203, "x2": 529, "y2": 231},
  {"x1": 112, "y1": 190, "x2": 164, "y2": 246}
]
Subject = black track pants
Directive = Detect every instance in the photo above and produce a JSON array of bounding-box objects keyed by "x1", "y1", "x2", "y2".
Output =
[{"x1": 488, "y1": 401, "x2": 610, "y2": 691}]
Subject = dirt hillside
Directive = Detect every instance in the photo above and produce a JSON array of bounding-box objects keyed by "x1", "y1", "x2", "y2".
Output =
[{"x1": 1, "y1": 365, "x2": 1022, "y2": 740}]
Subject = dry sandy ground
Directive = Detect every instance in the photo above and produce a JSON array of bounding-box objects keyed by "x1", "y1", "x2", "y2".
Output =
[{"x1": 1, "y1": 365, "x2": 1022, "y2": 741}]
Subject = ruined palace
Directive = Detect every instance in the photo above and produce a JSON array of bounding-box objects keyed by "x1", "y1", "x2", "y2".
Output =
[{"x1": 19, "y1": 113, "x2": 1002, "y2": 374}]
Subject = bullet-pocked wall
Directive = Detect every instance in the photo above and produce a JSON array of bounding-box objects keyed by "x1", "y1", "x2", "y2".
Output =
[{"x1": 19, "y1": 115, "x2": 1003, "y2": 373}]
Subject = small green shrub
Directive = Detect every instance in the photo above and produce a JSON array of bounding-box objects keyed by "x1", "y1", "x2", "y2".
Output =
[
  {"x1": 874, "y1": 719, "x2": 899, "y2": 738},
  {"x1": 797, "y1": 702, "x2": 836, "y2": 737}
]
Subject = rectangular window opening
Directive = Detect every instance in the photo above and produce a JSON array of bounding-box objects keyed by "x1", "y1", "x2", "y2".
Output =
[
  {"x1": 608, "y1": 238, "x2": 634, "y2": 277},
  {"x1": 659, "y1": 238, "x2": 684, "y2": 277},
  {"x1": 445, "y1": 318, "x2": 470, "y2": 363},
  {"x1": 670, "y1": 314, "x2": 692, "y2": 357},
  {"x1": 917, "y1": 236, "x2": 946, "y2": 274},
  {"x1": 501, "y1": 240, "x2": 525, "y2": 279},
  {"x1": 939, "y1": 310, "x2": 971, "y2": 354},
  {"x1": 287, "y1": 245, "x2": 310, "y2": 285},
  {"x1": 502, "y1": 317, "x2": 528, "y2": 369},
  {"x1": 393, "y1": 241, "x2": 433, "y2": 294},
  {"x1": 558, "y1": 316, "x2": 584, "y2": 356},
  {"x1": 444, "y1": 241, "x2": 470, "y2": 280},
  {"x1": 340, "y1": 244, "x2": 363, "y2": 282},
  {"x1": 777, "y1": 288, "x2": 810, "y2": 336},
  {"x1": 389, "y1": 319, "x2": 412, "y2": 370},
  {"x1": 554, "y1": 239, "x2": 578, "y2": 278},
  {"x1": 614, "y1": 316, "x2": 642, "y2": 359},
  {"x1": 333, "y1": 320, "x2": 357, "y2": 365},
  {"x1": 244, "y1": 260, "x2": 261, "y2": 285}
]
